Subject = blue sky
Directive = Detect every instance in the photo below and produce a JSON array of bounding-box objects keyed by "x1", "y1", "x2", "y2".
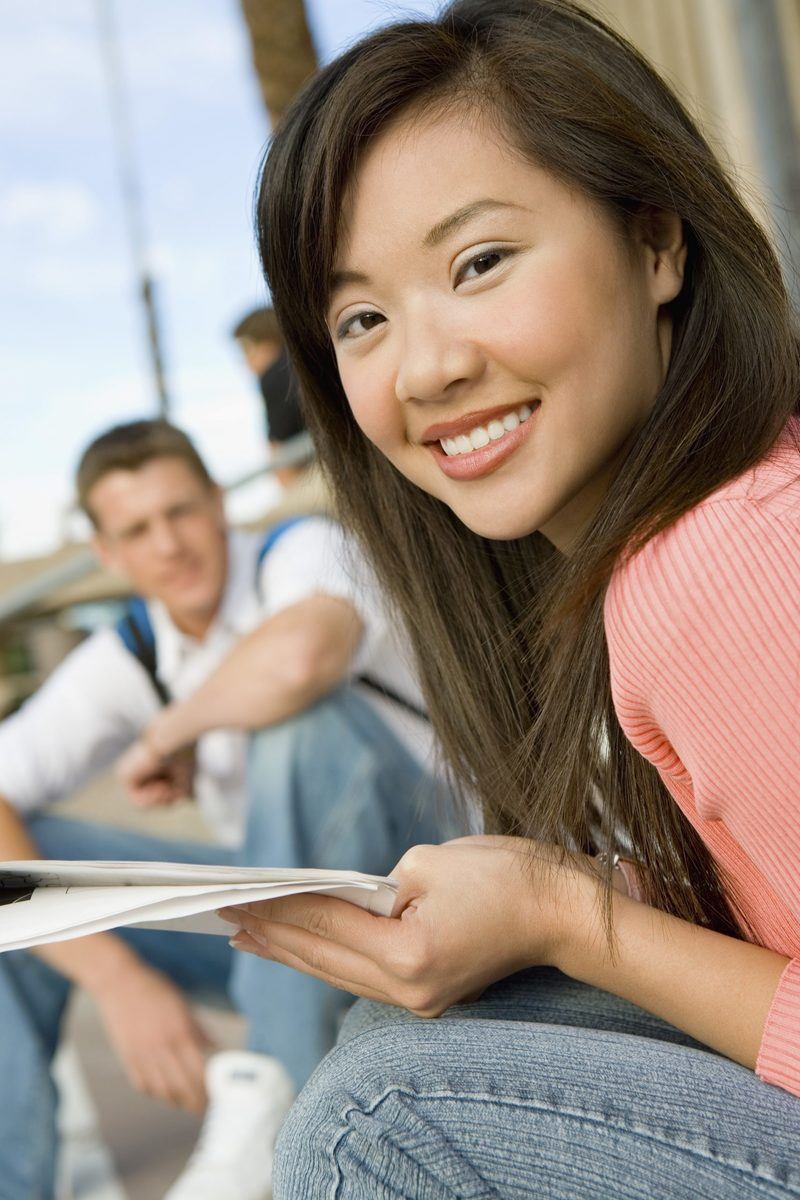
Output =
[{"x1": 0, "y1": 0, "x2": 439, "y2": 560}]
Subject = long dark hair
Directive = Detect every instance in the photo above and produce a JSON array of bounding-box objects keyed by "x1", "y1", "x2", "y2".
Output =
[{"x1": 257, "y1": 0, "x2": 800, "y2": 938}]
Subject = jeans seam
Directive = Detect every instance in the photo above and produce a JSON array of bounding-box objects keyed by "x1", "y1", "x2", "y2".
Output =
[
  {"x1": 326, "y1": 1093, "x2": 500, "y2": 1200},
  {"x1": 324, "y1": 1085, "x2": 800, "y2": 1197}
]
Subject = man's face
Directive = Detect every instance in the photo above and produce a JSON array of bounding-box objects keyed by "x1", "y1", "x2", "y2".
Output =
[
  {"x1": 89, "y1": 456, "x2": 228, "y2": 631},
  {"x1": 239, "y1": 337, "x2": 282, "y2": 377}
]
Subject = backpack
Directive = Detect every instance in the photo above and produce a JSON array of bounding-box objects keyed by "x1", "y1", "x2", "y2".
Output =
[{"x1": 115, "y1": 518, "x2": 428, "y2": 722}]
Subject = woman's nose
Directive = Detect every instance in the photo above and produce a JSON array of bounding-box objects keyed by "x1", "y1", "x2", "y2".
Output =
[{"x1": 394, "y1": 310, "x2": 484, "y2": 405}]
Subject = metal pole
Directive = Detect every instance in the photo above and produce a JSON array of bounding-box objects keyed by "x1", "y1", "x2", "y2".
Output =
[{"x1": 95, "y1": 0, "x2": 170, "y2": 415}]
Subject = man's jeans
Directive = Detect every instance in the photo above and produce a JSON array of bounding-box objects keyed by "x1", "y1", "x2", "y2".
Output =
[
  {"x1": 274, "y1": 968, "x2": 800, "y2": 1199},
  {"x1": 0, "y1": 688, "x2": 445, "y2": 1200}
]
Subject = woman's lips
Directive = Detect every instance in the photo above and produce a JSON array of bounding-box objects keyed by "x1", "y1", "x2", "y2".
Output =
[
  {"x1": 427, "y1": 402, "x2": 539, "y2": 481},
  {"x1": 421, "y1": 401, "x2": 532, "y2": 444}
]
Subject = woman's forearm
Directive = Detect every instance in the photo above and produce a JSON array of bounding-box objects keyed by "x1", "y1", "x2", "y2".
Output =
[{"x1": 556, "y1": 876, "x2": 789, "y2": 1070}]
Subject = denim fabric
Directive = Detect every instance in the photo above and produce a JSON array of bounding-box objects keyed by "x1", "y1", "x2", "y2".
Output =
[
  {"x1": 233, "y1": 687, "x2": 446, "y2": 1084},
  {"x1": 274, "y1": 968, "x2": 800, "y2": 1200},
  {"x1": 0, "y1": 688, "x2": 445, "y2": 1200}
]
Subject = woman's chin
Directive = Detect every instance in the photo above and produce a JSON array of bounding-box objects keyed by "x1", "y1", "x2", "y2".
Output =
[{"x1": 453, "y1": 507, "x2": 543, "y2": 543}]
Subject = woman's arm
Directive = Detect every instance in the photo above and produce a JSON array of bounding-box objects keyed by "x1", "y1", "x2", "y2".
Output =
[
  {"x1": 220, "y1": 836, "x2": 793, "y2": 1081},
  {"x1": 560, "y1": 872, "x2": 789, "y2": 1072},
  {"x1": 603, "y1": 494, "x2": 800, "y2": 1088}
]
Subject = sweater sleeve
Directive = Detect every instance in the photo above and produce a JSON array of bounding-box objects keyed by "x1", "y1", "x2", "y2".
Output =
[{"x1": 606, "y1": 496, "x2": 800, "y2": 1096}]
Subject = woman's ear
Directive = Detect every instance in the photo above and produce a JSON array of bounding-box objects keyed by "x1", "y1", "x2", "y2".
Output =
[{"x1": 635, "y1": 208, "x2": 687, "y2": 306}]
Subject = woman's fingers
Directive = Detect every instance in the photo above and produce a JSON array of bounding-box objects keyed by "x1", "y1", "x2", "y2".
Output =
[
  {"x1": 228, "y1": 902, "x2": 394, "y2": 987},
  {"x1": 221, "y1": 892, "x2": 400, "y2": 958},
  {"x1": 225, "y1": 892, "x2": 444, "y2": 1014},
  {"x1": 229, "y1": 924, "x2": 399, "y2": 1006}
]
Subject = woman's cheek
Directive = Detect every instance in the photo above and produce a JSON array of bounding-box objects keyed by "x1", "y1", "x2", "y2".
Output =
[{"x1": 343, "y1": 373, "x2": 402, "y2": 456}]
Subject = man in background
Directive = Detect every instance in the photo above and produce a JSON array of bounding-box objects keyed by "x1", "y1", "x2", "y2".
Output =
[
  {"x1": 0, "y1": 420, "x2": 441, "y2": 1200},
  {"x1": 232, "y1": 306, "x2": 308, "y2": 490}
]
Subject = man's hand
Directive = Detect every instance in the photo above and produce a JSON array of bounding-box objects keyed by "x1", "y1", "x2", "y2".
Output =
[
  {"x1": 90, "y1": 958, "x2": 213, "y2": 1113},
  {"x1": 116, "y1": 735, "x2": 195, "y2": 807}
]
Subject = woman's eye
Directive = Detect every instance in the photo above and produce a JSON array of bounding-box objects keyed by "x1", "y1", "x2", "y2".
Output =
[
  {"x1": 456, "y1": 249, "x2": 506, "y2": 285},
  {"x1": 338, "y1": 311, "x2": 385, "y2": 340}
]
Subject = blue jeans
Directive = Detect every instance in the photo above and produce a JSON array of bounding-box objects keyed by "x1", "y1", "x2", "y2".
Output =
[
  {"x1": 274, "y1": 967, "x2": 800, "y2": 1199},
  {"x1": 0, "y1": 688, "x2": 445, "y2": 1200}
]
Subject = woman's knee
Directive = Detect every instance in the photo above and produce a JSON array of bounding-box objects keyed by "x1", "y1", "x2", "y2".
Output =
[
  {"x1": 273, "y1": 1032, "x2": 379, "y2": 1198},
  {"x1": 274, "y1": 1021, "x2": 446, "y2": 1198},
  {"x1": 338, "y1": 996, "x2": 413, "y2": 1046}
]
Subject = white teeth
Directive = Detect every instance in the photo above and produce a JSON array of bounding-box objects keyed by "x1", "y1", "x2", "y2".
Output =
[{"x1": 439, "y1": 403, "x2": 535, "y2": 457}]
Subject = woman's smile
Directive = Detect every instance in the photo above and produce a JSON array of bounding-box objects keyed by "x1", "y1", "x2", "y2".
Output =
[{"x1": 422, "y1": 400, "x2": 539, "y2": 481}]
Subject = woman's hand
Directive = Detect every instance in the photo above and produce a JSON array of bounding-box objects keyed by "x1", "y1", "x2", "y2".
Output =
[{"x1": 220, "y1": 836, "x2": 594, "y2": 1017}]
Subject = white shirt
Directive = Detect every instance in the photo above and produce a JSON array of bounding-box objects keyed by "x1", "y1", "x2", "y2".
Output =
[{"x1": 0, "y1": 520, "x2": 432, "y2": 846}]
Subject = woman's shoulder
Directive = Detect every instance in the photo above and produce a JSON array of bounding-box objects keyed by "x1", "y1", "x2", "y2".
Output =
[
  {"x1": 718, "y1": 415, "x2": 800, "y2": 513},
  {"x1": 606, "y1": 418, "x2": 800, "y2": 649}
]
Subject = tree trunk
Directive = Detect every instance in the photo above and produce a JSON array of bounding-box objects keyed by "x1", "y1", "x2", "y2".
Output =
[{"x1": 240, "y1": 0, "x2": 318, "y2": 129}]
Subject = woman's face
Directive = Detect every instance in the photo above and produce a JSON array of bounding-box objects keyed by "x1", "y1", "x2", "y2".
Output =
[{"x1": 327, "y1": 109, "x2": 685, "y2": 548}]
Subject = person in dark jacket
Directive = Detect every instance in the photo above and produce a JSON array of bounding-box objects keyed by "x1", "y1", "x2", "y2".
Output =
[{"x1": 232, "y1": 307, "x2": 308, "y2": 488}]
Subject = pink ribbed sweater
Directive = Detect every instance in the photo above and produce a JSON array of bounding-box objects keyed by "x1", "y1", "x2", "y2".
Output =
[{"x1": 604, "y1": 417, "x2": 800, "y2": 1099}]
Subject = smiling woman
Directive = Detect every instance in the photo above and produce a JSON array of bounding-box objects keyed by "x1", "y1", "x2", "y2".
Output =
[
  {"x1": 327, "y1": 119, "x2": 683, "y2": 545},
  {"x1": 235, "y1": 0, "x2": 800, "y2": 1196}
]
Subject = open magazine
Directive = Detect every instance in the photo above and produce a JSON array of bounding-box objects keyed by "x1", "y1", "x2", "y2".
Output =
[{"x1": 0, "y1": 860, "x2": 398, "y2": 952}]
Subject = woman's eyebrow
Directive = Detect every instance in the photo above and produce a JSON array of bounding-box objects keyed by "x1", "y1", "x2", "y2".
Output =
[
  {"x1": 329, "y1": 267, "x2": 371, "y2": 300},
  {"x1": 423, "y1": 198, "x2": 526, "y2": 247},
  {"x1": 328, "y1": 199, "x2": 525, "y2": 303}
]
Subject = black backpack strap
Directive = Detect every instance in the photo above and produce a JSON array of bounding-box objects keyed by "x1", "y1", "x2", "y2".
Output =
[
  {"x1": 356, "y1": 673, "x2": 430, "y2": 724},
  {"x1": 116, "y1": 596, "x2": 172, "y2": 706}
]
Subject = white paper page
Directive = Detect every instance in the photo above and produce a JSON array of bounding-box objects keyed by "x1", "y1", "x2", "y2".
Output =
[
  {"x1": 0, "y1": 878, "x2": 397, "y2": 952},
  {"x1": 130, "y1": 880, "x2": 395, "y2": 935},
  {"x1": 0, "y1": 860, "x2": 393, "y2": 889}
]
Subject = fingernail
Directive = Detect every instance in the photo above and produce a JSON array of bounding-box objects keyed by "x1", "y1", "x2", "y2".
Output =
[
  {"x1": 216, "y1": 910, "x2": 239, "y2": 924},
  {"x1": 228, "y1": 935, "x2": 246, "y2": 949}
]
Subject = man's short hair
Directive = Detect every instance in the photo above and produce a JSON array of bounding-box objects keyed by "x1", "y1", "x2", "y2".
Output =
[
  {"x1": 76, "y1": 420, "x2": 214, "y2": 526},
  {"x1": 231, "y1": 306, "x2": 282, "y2": 344}
]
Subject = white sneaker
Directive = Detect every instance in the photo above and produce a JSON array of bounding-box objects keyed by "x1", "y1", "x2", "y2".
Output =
[{"x1": 163, "y1": 1051, "x2": 295, "y2": 1200}]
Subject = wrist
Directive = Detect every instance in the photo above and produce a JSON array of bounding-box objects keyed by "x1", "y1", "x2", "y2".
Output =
[
  {"x1": 144, "y1": 708, "x2": 183, "y2": 759},
  {"x1": 77, "y1": 937, "x2": 143, "y2": 997},
  {"x1": 547, "y1": 862, "x2": 606, "y2": 975}
]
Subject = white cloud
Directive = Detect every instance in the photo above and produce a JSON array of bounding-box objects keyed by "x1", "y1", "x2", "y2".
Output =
[
  {"x1": 0, "y1": 2, "x2": 248, "y2": 137},
  {"x1": 0, "y1": 181, "x2": 99, "y2": 243},
  {"x1": 0, "y1": 19, "x2": 100, "y2": 135},
  {"x1": 123, "y1": 17, "x2": 244, "y2": 94},
  {"x1": 24, "y1": 254, "x2": 131, "y2": 300}
]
